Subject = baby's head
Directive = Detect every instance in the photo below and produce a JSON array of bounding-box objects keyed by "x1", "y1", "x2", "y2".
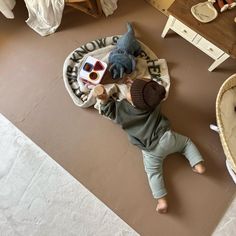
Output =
[{"x1": 127, "y1": 79, "x2": 166, "y2": 111}]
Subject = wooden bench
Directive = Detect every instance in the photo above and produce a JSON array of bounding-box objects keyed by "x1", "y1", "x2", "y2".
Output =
[{"x1": 65, "y1": 0, "x2": 102, "y2": 17}]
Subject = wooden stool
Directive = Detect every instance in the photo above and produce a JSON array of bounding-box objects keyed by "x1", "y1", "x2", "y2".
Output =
[{"x1": 65, "y1": 0, "x2": 102, "y2": 18}]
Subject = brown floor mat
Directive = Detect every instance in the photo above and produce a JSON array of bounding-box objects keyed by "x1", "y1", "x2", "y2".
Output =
[{"x1": 0, "y1": 0, "x2": 235, "y2": 235}]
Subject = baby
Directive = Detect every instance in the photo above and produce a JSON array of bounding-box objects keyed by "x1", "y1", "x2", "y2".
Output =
[{"x1": 94, "y1": 79, "x2": 205, "y2": 213}]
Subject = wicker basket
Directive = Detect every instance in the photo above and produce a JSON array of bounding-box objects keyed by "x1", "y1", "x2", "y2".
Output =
[{"x1": 216, "y1": 73, "x2": 236, "y2": 173}]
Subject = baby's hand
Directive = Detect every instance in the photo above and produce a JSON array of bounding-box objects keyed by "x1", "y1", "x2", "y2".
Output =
[{"x1": 123, "y1": 77, "x2": 133, "y2": 87}]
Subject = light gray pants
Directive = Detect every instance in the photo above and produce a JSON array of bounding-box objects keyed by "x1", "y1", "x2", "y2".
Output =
[{"x1": 142, "y1": 130, "x2": 204, "y2": 199}]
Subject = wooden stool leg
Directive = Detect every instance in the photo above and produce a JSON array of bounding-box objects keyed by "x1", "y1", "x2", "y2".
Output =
[
  {"x1": 65, "y1": 0, "x2": 102, "y2": 18},
  {"x1": 208, "y1": 53, "x2": 230, "y2": 72}
]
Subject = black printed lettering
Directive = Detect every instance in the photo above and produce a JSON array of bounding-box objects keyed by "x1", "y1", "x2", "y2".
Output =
[
  {"x1": 84, "y1": 42, "x2": 96, "y2": 52},
  {"x1": 139, "y1": 50, "x2": 150, "y2": 61},
  {"x1": 67, "y1": 65, "x2": 73, "y2": 74},
  {"x1": 66, "y1": 65, "x2": 78, "y2": 82},
  {"x1": 70, "y1": 52, "x2": 82, "y2": 63},
  {"x1": 112, "y1": 36, "x2": 119, "y2": 45},
  {"x1": 70, "y1": 47, "x2": 90, "y2": 63},
  {"x1": 95, "y1": 38, "x2": 107, "y2": 48},
  {"x1": 147, "y1": 60, "x2": 161, "y2": 80}
]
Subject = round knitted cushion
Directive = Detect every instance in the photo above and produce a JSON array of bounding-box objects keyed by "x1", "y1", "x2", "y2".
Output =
[{"x1": 63, "y1": 35, "x2": 170, "y2": 108}]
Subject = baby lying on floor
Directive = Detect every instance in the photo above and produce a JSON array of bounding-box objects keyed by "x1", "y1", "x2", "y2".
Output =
[{"x1": 93, "y1": 78, "x2": 206, "y2": 213}]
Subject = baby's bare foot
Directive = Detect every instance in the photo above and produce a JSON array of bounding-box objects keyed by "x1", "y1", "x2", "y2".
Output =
[
  {"x1": 193, "y1": 162, "x2": 206, "y2": 174},
  {"x1": 156, "y1": 197, "x2": 168, "y2": 214}
]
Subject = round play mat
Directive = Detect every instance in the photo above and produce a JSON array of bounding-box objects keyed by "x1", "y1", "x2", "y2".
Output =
[{"x1": 63, "y1": 35, "x2": 170, "y2": 108}]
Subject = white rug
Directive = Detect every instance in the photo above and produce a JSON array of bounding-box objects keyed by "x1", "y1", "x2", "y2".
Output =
[
  {"x1": 212, "y1": 193, "x2": 236, "y2": 236},
  {"x1": 0, "y1": 113, "x2": 139, "y2": 236}
]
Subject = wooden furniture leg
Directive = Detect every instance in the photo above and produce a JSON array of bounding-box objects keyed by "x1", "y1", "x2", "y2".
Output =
[
  {"x1": 161, "y1": 15, "x2": 174, "y2": 38},
  {"x1": 208, "y1": 53, "x2": 230, "y2": 72},
  {"x1": 65, "y1": 0, "x2": 102, "y2": 18}
]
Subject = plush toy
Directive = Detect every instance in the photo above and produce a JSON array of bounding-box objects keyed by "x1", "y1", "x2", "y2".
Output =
[
  {"x1": 108, "y1": 23, "x2": 141, "y2": 79},
  {"x1": 217, "y1": 0, "x2": 228, "y2": 12},
  {"x1": 226, "y1": 0, "x2": 236, "y2": 9},
  {"x1": 216, "y1": 0, "x2": 236, "y2": 12}
]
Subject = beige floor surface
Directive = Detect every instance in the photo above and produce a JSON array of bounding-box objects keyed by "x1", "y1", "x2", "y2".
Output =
[{"x1": 0, "y1": 0, "x2": 235, "y2": 235}]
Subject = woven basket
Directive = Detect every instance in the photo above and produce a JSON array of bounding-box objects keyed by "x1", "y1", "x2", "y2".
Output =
[{"x1": 216, "y1": 73, "x2": 236, "y2": 173}]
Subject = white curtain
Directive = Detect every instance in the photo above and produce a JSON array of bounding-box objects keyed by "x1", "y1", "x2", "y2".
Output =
[
  {"x1": 0, "y1": 0, "x2": 16, "y2": 19},
  {"x1": 0, "y1": 0, "x2": 118, "y2": 36},
  {"x1": 100, "y1": 0, "x2": 118, "y2": 17},
  {"x1": 24, "y1": 0, "x2": 65, "y2": 36}
]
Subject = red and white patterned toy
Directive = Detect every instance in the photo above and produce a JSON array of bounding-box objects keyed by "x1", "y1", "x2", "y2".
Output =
[{"x1": 79, "y1": 56, "x2": 107, "y2": 85}]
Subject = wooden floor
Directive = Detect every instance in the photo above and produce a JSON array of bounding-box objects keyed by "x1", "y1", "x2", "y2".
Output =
[{"x1": 0, "y1": 0, "x2": 235, "y2": 235}]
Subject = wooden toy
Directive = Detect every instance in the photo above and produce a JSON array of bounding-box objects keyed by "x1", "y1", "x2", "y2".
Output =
[
  {"x1": 79, "y1": 56, "x2": 107, "y2": 85},
  {"x1": 92, "y1": 84, "x2": 105, "y2": 97}
]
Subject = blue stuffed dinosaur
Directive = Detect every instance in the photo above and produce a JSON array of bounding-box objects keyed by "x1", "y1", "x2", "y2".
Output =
[{"x1": 108, "y1": 23, "x2": 141, "y2": 79}]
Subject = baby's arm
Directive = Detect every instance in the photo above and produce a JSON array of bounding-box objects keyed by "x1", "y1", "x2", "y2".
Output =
[{"x1": 93, "y1": 85, "x2": 118, "y2": 121}]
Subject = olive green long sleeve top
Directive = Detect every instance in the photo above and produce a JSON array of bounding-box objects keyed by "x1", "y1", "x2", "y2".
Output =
[{"x1": 100, "y1": 99, "x2": 170, "y2": 151}]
